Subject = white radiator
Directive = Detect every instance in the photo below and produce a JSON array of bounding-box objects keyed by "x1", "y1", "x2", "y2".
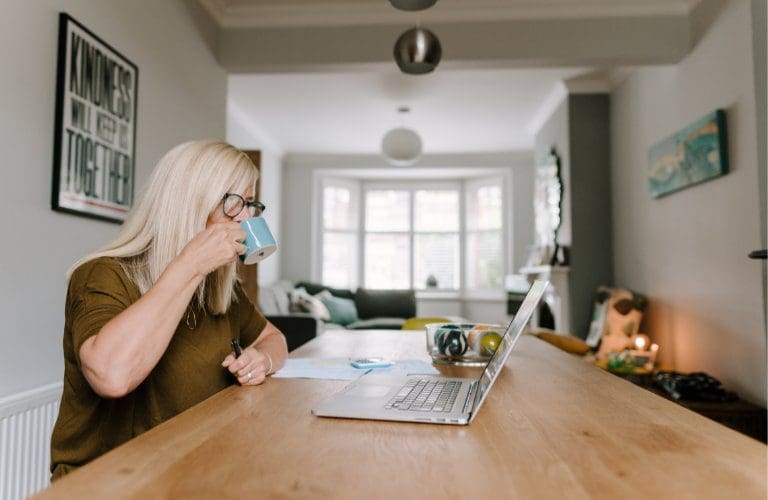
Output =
[{"x1": 0, "y1": 383, "x2": 62, "y2": 500}]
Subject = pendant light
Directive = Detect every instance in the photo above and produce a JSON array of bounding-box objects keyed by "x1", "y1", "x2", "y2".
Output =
[
  {"x1": 389, "y1": 0, "x2": 438, "y2": 11},
  {"x1": 393, "y1": 27, "x2": 442, "y2": 75},
  {"x1": 381, "y1": 106, "x2": 422, "y2": 166},
  {"x1": 390, "y1": 0, "x2": 441, "y2": 75}
]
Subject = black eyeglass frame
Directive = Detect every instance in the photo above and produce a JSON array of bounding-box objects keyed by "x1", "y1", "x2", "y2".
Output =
[{"x1": 222, "y1": 193, "x2": 266, "y2": 218}]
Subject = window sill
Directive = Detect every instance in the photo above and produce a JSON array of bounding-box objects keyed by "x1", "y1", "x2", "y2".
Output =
[
  {"x1": 462, "y1": 291, "x2": 506, "y2": 302},
  {"x1": 416, "y1": 290, "x2": 506, "y2": 302},
  {"x1": 416, "y1": 291, "x2": 461, "y2": 300}
]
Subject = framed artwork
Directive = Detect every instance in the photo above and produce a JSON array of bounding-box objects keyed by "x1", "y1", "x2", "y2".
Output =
[
  {"x1": 533, "y1": 148, "x2": 563, "y2": 265},
  {"x1": 51, "y1": 13, "x2": 139, "y2": 223},
  {"x1": 647, "y1": 109, "x2": 728, "y2": 198}
]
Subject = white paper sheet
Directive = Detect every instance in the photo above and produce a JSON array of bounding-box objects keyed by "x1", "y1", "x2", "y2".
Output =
[{"x1": 272, "y1": 357, "x2": 439, "y2": 381}]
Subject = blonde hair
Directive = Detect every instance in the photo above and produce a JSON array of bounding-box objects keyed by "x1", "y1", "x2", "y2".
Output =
[{"x1": 68, "y1": 140, "x2": 259, "y2": 314}]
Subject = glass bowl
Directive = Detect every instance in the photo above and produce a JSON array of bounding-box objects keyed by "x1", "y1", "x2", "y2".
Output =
[{"x1": 425, "y1": 323, "x2": 505, "y2": 367}]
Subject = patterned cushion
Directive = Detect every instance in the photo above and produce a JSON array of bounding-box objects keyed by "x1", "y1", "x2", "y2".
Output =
[{"x1": 289, "y1": 287, "x2": 331, "y2": 321}]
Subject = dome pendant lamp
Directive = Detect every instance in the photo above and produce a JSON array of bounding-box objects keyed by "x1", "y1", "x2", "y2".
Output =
[
  {"x1": 393, "y1": 27, "x2": 442, "y2": 75},
  {"x1": 381, "y1": 106, "x2": 422, "y2": 166},
  {"x1": 381, "y1": 127, "x2": 422, "y2": 166}
]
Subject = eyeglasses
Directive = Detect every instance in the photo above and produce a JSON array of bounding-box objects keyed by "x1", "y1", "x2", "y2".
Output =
[{"x1": 222, "y1": 193, "x2": 266, "y2": 218}]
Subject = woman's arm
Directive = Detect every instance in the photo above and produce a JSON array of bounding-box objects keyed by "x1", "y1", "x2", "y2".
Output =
[
  {"x1": 222, "y1": 321, "x2": 288, "y2": 385},
  {"x1": 79, "y1": 222, "x2": 246, "y2": 398}
]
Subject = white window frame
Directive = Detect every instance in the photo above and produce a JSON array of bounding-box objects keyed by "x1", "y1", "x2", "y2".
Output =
[
  {"x1": 313, "y1": 172, "x2": 511, "y2": 299},
  {"x1": 463, "y1": 175, "x2": 509, "y2": 300},
  {"x1": 361, "y1": 180, "x2": 462, "y2": 291},
  {"x1": 313, "y1": 176, "x2": 360, "y2": 289}
]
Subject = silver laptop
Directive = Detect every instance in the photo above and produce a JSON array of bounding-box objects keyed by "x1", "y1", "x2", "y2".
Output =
[{"x1": 312, "y1": 280, "x2": 548, "y2": 425}]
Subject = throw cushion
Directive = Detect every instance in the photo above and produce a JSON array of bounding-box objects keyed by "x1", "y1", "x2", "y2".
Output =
[
  {"x1": 257, "y1": 282, "x2": 293, "y2": 316},
  {"x1": 346, "y1": 317, "x2": 406, "y2": 330},
  {"x1": 273, "y1": 289, "x2": 291, "y2": 315},
  {"x1": 318, "y1": 291, "x2": 359, "y2": 326},
  {"x1": 256, "y1": 286, "x2": 281, "y2": 315},
  {"x1": 272, "y1": 280, "x2": 294, "y2": 315},
  {"x1": 290, "y1": 287, "x2": 331, "y2": 321}
]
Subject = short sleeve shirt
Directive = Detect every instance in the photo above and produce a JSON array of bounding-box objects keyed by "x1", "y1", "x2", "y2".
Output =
[{"x1": 50, "y1": 257, "x2": 266, "y2": 479}]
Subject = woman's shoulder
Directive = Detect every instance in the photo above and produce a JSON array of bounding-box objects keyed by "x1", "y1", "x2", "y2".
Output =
[{"x1": 69, "y1": 257, "x2": 131, "y2": 290}]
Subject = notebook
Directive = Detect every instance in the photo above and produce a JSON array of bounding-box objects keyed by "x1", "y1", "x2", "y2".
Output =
[{"x1": 312, "y1": 280, "x2": 548, "y2": 425}]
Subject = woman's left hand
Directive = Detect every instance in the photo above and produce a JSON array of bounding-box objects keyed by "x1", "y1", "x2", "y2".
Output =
[{"x1": 222, "y1": 346, "x2": 271, "y2": 386}]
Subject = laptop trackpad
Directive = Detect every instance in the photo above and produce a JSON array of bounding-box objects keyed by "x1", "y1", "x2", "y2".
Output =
[{"x1": 346, "y1": 385, "x2": 391, "y2": 398}]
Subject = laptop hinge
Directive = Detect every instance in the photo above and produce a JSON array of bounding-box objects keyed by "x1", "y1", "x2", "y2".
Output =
[{"x1": 462, "y1": 382, "x2": 477, "y2": 414}]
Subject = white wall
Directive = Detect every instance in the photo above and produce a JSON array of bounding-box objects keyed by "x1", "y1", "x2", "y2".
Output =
[
  {"x1": 226, "y1": 99, "x2": 284, "y2": 286},
  {"x1": 0, "y1": 0, "x2": 227, "y2": 398},
  {"x1": 611, "y1": 1, "x2": 765, "y2": 405}
]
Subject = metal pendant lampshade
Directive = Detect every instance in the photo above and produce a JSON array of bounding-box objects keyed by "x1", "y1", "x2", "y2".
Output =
[
  {"x1": 393, "y1": 27, "x2": 442, "y2": 75},
  {"x1": 381, "y1": 127, "x2": 422, "y2": 166},
  {"x1": 389, "y1": 0, "x2": 438, "y2": 11}
]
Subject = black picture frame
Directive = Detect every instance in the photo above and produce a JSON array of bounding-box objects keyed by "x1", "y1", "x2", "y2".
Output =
[{"x1": 52, "y1": 13, "x2": 139, "y2": 223}]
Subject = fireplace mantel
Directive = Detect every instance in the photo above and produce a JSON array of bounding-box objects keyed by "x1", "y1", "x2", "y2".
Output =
[{"x1": 519, "y1": 265, "x2": 571, "y2": 334}]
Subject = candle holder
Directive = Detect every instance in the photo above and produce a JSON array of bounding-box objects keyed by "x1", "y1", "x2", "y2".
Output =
[{"x1": 629, "y1": 341, "x2": 659, "y2": 371}]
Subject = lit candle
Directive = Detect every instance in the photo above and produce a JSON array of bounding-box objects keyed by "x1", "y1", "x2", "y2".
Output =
[
  {"x1": 648, "y1": 343, "x2": 659, "y2": 367},
  {"x1": 633, "y1": 334, "x2": 649, "y2": 351}
]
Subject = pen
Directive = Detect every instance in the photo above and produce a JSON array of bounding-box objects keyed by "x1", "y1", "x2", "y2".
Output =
[{"x1": 230, "y1": 339, "x2": 242, "y2": 358}]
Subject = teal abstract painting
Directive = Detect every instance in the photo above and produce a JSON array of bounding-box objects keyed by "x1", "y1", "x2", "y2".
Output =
[{"x1": 647, "y1": 109, "x2": 728, "y2": 198}]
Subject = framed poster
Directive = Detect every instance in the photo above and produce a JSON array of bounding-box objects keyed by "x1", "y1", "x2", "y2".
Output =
[{"x1": 52, "y1": 13, "x2": 138, "y2": 223}]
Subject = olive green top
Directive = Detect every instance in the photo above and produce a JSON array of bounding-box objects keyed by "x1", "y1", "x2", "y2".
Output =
[{"x1": 50, "y1": 257, "x2": 266, "y2": 479}]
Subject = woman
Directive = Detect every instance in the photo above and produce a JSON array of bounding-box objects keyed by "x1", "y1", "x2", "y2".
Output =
[{"x1": 50, "y1": 140, "x2": 287, "y2": 479}]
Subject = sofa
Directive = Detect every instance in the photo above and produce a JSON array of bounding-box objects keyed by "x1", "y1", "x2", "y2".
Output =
[{"x1": 258, "y1": 281, "x2": 417, "y2": 351}]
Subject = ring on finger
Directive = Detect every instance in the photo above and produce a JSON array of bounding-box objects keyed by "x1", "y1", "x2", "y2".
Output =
[{"x1": 246, "y1": 372, "x2": 253, "y2": 382}]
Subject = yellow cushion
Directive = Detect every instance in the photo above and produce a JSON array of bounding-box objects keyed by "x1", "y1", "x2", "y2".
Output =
[
  {"x1": 401, "y1": 317, "x2": 452, "y2": 331},
  {"x1": 535, "y1": 330, "x2": 591, "y2": 355}
]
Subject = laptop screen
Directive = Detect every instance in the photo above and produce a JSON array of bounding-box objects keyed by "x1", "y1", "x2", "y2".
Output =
[{"x1": 471, "y1": 280, "x2": 549, "y2": 414}]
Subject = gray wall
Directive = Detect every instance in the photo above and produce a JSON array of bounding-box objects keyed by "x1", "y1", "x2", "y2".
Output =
[
  {"x1": 0, "y1": 0, "x2": 227, "y2": 398},
  {"x1": 568, "y1": 95, "x2": 613, "y2": 340},
  {"x1": 510, "y1": 159, "x2": 536, "y2": 273},
  {"x1": 534, "y1": 94, "x2": 613, "y2": 338},
  {"x1": 611, "y1": 0, "x2": 765, "y2": 405}
]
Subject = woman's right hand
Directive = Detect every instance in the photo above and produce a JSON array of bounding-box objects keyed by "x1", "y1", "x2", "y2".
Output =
[{"x1": 178, "y1": 221, "x2": 247, "y2": 277}]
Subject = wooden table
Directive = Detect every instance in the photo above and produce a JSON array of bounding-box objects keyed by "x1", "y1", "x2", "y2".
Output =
[{"x1": 37, "y1": 331, "x2": 767, "y2": 499}]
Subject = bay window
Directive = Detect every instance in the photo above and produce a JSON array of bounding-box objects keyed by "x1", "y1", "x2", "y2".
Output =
[{"x1": 319, "y1": 175, "x2": 506, "y2": 293}]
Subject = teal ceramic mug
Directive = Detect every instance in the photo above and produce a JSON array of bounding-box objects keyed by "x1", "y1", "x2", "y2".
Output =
[{"x1": 240, "y1": 216, "x2": 277, "y2": 265}]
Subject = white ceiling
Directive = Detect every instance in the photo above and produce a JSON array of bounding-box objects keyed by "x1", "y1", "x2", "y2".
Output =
[
  {"x1": 213, "y1": 0, "x2": 703, "y2": 156},
  {"x1": 228, "y1": 67, "x2": 588, "y2": 155}
]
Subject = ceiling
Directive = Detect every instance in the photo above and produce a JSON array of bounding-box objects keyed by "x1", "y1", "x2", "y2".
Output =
[
  {"x1": 228, "y1": 67, "x2": 589, "y2": 155},
  {"x1": 195, "y1": 0, "x2": 714, "y2": 156}
]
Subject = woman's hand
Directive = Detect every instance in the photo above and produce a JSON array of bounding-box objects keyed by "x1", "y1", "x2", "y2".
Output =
[
  {"x1": 222, "y1": 346, "x2": 272, "y2": 386},
  {"x1": 178, "y1": 222, "x2": 246, "y2": 278}
]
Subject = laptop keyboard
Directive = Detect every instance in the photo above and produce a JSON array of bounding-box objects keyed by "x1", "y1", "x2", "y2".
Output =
[{"x1": 385, "y1": 379, "x2": 461, "y2": 412}]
